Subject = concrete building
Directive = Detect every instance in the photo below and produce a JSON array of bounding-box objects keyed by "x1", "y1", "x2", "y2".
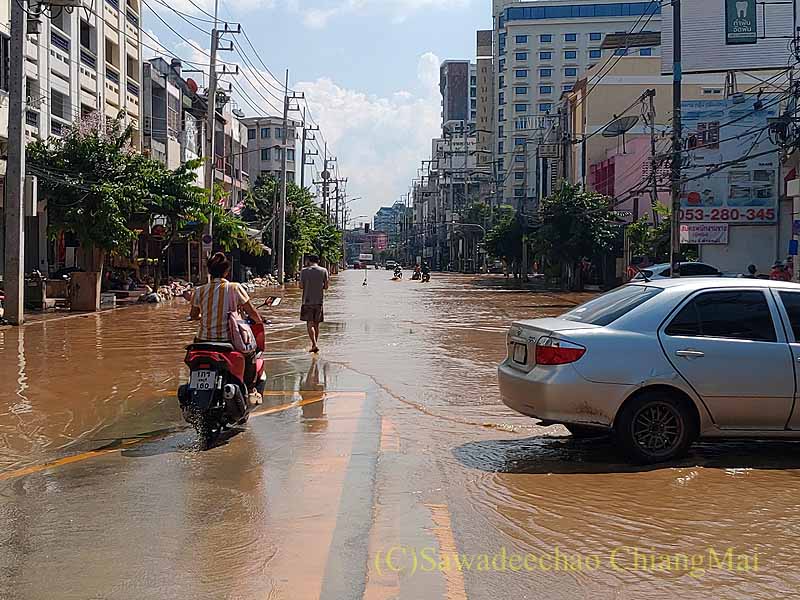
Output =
[
  {"x1": 440, "y1": 60, "x2": 477, "y2": 132},
  {"x1": 491, "y1": 0, "x2": 662, "y2": 206},
  {"x1": 242, "y1": 116, "x2": 299, "y2": 184},
  {"x1": 475, "y1": 30, "x2": 495, "y2": 178},
  {"x1": 214, "y1": 103, "x2": 249, "y2": 208},
  {"x1": 0, "y1": 0, "x2": 143, "y2": 276}
]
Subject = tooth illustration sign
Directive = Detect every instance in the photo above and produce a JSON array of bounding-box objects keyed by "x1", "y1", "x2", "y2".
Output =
[{"x1": 726, "y1": 0, "x2": 757, "y2": 44}]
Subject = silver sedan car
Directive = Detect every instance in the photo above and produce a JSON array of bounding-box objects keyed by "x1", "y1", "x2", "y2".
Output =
[{"x1": 498, "y1": 278, "x2": 800, "y2": 463}]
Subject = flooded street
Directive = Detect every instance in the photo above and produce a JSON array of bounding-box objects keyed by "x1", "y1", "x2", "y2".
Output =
[{"x1": 1, "y1": 270, "x2": 799, "y2": 599}]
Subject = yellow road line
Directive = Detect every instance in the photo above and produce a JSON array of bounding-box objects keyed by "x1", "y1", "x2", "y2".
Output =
[
  {"x1": 0, "y1": 390, "x2": 366, "y2": 483},
  {"x1": 427, "y1": 503, "x2": 468, "y2": 600}
]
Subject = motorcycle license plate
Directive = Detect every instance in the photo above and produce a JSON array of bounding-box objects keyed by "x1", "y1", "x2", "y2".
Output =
[{"x1": 190, "y1": 370, "x2": 216, "y2": 390}]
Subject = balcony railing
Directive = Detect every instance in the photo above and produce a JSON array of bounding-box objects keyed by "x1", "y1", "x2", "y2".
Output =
[
  {"x1": 106, "y1": 67, "x2": 120, "y2": 85},
  {"x1": 126, "y1": 79, "x2": 140, "y2": 96},
  {"x1": 80, "y1": 48, "x2": 97, "y2": 69},
  {"x1": 51, "y1": 31, "x2": 70, "y2": 53},
  {"x1": 126, "y1": 10, "x2": 139, "y2": 26},
  {"x1": 106, "y1": 0, "x2": 120, "y2": 9}
]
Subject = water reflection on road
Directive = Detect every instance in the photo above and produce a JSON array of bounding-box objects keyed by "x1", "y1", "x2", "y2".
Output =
[{"x1": 1, "y1": 270, "x2": 799, "y2": 599}]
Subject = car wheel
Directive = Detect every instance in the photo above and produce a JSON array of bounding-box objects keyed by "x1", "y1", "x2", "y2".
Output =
[
  {"x1": 614, "y1": 391, "x2": 696, "y2": 464},
  {"x1": 564, "y1": 424, "x2": 609, "y2": 439}
]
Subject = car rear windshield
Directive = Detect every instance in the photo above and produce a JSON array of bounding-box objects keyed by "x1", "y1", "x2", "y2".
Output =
[{"x1": 561, "y1": 285, "x2": 662, "y2": 326}]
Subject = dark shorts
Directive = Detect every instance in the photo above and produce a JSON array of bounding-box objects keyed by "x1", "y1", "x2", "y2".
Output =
[{"x1": 301, "y1": 304, "x2": 324, "y2": 323}]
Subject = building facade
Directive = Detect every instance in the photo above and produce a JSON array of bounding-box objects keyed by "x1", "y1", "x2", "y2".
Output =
[
  {"x1": 440, "y1": 60, "x2": 477, "y2": 131},
  {"x1": 0, "y1": 0, "x2": 143, "y2": 276},
  {"x1": 475, "y1": 30, "x2": 495, "y2": 176},
  {"x1": 492, "y1": 0, "x2": 662, "y2": 206},
  {"x1": 242, "y1": 116, "x2": 299, "y2": 184}
]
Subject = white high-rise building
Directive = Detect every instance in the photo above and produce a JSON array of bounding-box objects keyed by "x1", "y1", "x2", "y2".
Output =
[{"x1": 492, "y1": 0, "x2": 661, "y2": 206}]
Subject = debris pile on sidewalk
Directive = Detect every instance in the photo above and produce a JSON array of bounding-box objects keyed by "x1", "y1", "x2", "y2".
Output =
[{"x1": 138, "y1": 280, "x2": 194, "y2": 303}]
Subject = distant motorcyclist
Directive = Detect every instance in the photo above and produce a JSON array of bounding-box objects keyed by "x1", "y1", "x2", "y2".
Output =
[
  {"x1": 393, "y1": 265, "x2": 403, "y2": 279},
  {"x1": 421, "y1": 262, "x2": 431, "y2": 282}
]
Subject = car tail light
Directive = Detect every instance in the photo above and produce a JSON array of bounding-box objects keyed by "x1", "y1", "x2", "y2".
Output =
[{"x1": 535, "y1": 337, "x2": 586, "y2": 365}]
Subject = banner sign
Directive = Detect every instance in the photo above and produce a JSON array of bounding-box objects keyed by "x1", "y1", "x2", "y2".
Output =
[
  {"x1": 726, "y1": 0, "x2": 757, "y2": 45},
  {"x1": 680, "y1": 223, "x2": 729, "y2": 245},
  {"x1": 680, "y1": 99, "x2": 778, "y2": 224}
]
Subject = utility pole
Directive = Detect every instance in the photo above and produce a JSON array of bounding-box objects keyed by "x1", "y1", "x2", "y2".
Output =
[
  {"x1": 203, "y1": 18, "x2": 239, "y2": 280},
  {"x1": 300, "y1": 109, "x2": 319, "y2": 190},
  {"x1": 670, "y1": 0, "x2": 682, "y2": 278},
  {"x1": 646, "y1": 88, "x2": 659, "y2": 222},
  {"x1": 3, "y1": 0, "x2": 27, "y2": 324},
  {"x1": 275, "y1": 71, "x2": 305, "y2": 284}
]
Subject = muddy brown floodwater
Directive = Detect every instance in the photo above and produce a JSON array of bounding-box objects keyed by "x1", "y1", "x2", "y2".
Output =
[{"x1": 1, "y1": 270, "x2": 799, "y2": 600}]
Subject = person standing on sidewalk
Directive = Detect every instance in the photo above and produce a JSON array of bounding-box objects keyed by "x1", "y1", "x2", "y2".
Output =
[{"x1": 299, "y1": 255, "x2": 329, "y2": 353}]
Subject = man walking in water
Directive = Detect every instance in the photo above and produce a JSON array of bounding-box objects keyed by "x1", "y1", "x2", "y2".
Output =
[{"x1": 299, "y1": 255, "x2": 329, "y2": 353}]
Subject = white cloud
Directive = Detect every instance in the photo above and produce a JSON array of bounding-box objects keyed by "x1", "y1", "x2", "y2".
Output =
[
  {"x1": 294, "y1": 52, "x2": 441, "y2": 216},
  {"x1": 291, "y1": 0, "x2": 470, "y2": 29}
]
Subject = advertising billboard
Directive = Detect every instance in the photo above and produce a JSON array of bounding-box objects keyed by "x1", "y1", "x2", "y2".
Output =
[
  {"x1": 680, "y1": 223, "x2": 730, "y2": 244},
  {"x1": 662, "y1": 0, "x2": 795, "y2": 73},
  {"x1": 725, "y1": 0, "x2": 757, "y2": 44},
  {"x1": 680, "y1": 99, "x2": 779, "y2": 225}
]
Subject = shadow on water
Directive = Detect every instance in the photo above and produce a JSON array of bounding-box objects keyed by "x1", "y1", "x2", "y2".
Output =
[{"x1": 453, "y1": 436, "x2": 800, "y2": 474}]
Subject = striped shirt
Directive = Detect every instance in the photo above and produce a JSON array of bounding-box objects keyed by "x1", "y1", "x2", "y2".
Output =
[{"x1": 192, "y1": 279, "x2": 250, "y2": 342}]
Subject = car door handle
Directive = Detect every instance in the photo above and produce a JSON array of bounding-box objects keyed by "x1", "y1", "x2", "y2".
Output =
[{"x1": 675, "y1": 349, "x2": 705, "y2": 358}]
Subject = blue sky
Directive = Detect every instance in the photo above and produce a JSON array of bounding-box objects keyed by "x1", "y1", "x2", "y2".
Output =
[{"x1": 145, "y1": 0, "x2": 490, "y2": 220}]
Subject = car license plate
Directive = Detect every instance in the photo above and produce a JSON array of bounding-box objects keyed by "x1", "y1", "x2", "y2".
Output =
[
  {"x1": 190, "y1": 370, "x2": 216, "y2": 390},
  {"x1": 513, "y1": 342, "x2": 527, "y2": 364}
]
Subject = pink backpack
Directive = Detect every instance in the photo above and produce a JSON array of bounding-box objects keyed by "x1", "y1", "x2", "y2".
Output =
[{"x1": 227, "y1": 283, "x2": 257, "y2": 353}]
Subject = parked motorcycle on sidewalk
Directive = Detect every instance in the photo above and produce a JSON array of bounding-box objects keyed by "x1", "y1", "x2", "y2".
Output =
[{"x1": 177, "y1": 296, "x2": 281, "y2": 448}]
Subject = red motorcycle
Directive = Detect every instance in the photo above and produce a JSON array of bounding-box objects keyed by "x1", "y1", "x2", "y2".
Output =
[{"x1": 178, "y1": 297, "x2": 279, "y2": 448}]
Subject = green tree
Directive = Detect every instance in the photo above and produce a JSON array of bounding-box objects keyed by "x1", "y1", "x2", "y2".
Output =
[
  {"x1": 484, "y1": 204, "x2": 523, "y2": 274},
  {"x1": 245, "y1": 176, "x2": 342, "y2": 275},
  {"x1": 626, "y1": 205, "x2": 671, "y2": 263},
  {"x1": 536, "y1": 183, "x2": 620, "y2": 290}
]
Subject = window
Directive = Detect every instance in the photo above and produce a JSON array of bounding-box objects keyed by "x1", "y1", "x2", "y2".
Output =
[
  {"x1": 516, "y1": 52, "x2": 528, "y2": 60},
  {"x1": 515, "y1": 119, "x2": 526, "y2": 130},
  {"x1": 498, "y1": 125, "x2": 504, "y2": 137},
  {"x1": 515, "y1": 86, "x2": 528, "y2": 94},
  {"x1": 470, "y1": 75, "x2": 477, "y2": 85},
  {"x1": 540, "y1": 34, "x2": 552, "y2": 43},
  {"x1": 780, "y1": 292, "x2": 800, "y2": 340},
  {"x1": 248, "y1": 128, "x2": 256, "y2": 140},
  {"x1": 539, "y1": 51, "x2": 552, "y2": 60},
  {"x1": 562, "y1": 285, "x2": 662, "y2": 326},
  {"x1": 702, "y1": 88, "x2": 723, "y2": 95},
  {"x1": 275, "y1": 127, "x2": 284, "y2": 139},
  {"x1": 565, "y1": 67, "x2": 578, "y2": 77},
  {"x1": 538, "y1": 102, "x2": 552, "y2": 112},
  {"x1": 514, "y1": 137, "x2": 526, "y2": 145},
  {"x1": 514, "y1": 188, "x2": 525, "y2": 197},
  {"x1": 665, "y1": 291, "x2": 777, "y2": 342},
  {"x1": 589, "y1": 32, "x2": 602, "y2": 41},
  {"x1": 499, "y1": 108, "x2": 505, "y2": 121},
  {"x1": 589, "y1": 49, "x2": 602, "y2": 59},
  {"x1": 563, "y1": 83, "x2": 574, "y2": 92},
  {"x1": 515, "y1": 103, "x2": 528, "y2": 113},
  {"x1": 499, "y1": 75, "x2": 505, "y2": 88},
  {"x1": 261, "y1": 148, "x2": 271, "y2": 161},
  {"x1": 565, "y1": 33, "x2": 577, "y2": 42},
  {"x1": 505, "y1": 3, "x2": 662, "y2": 21},
  {"x1": 515, "y1": 172, "x2": 525, "y2": 180},
  {"x1": 260, "y1": 127, "x2": 270, "y2": 139},
  {"x1": 539, "y1": 85, "x2": 552, "y2": 94},
  {"x1": 498, "y1": 141, "x2": 505, "y2": 153},
  {"x1": 470, "y1": 98, "x2": 477, "y2": 109},
  {"x1": 499, "y1": 91, "x2": 505, "y2": 105},
  {"x1": 515, "y1": 69, "x2": 529, "y2": 78},
  {"x1": 640, "y1": 47, "x2": 652, "y2": 56},
  {"x1": 614, "y1": 48, "x2": 628, "y2": 56},
  {"x1": 539, "y1": 68, "x2": 552, "y2": 78},
  {"x1": 287, "y1": 149, "x2": 295, "y2": 161},
  {"x1": 514, "y1": 154, "x2": 526, "y2": 162},
  {"x1": 564, "y1": 50, "x2": 577, "y2": 60},
  {"x1": 679, "y1": 263, "x2": 720, "y2": 276},
  {"x1": 0, "y1": 34, "x2": 8, "y2": 92},
  {"x1": 515, "y1": 35, "x2": 528, "y2": 44},
  {"x1": 499, "y1": 58, "x2": 506, "y2": 71}
]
